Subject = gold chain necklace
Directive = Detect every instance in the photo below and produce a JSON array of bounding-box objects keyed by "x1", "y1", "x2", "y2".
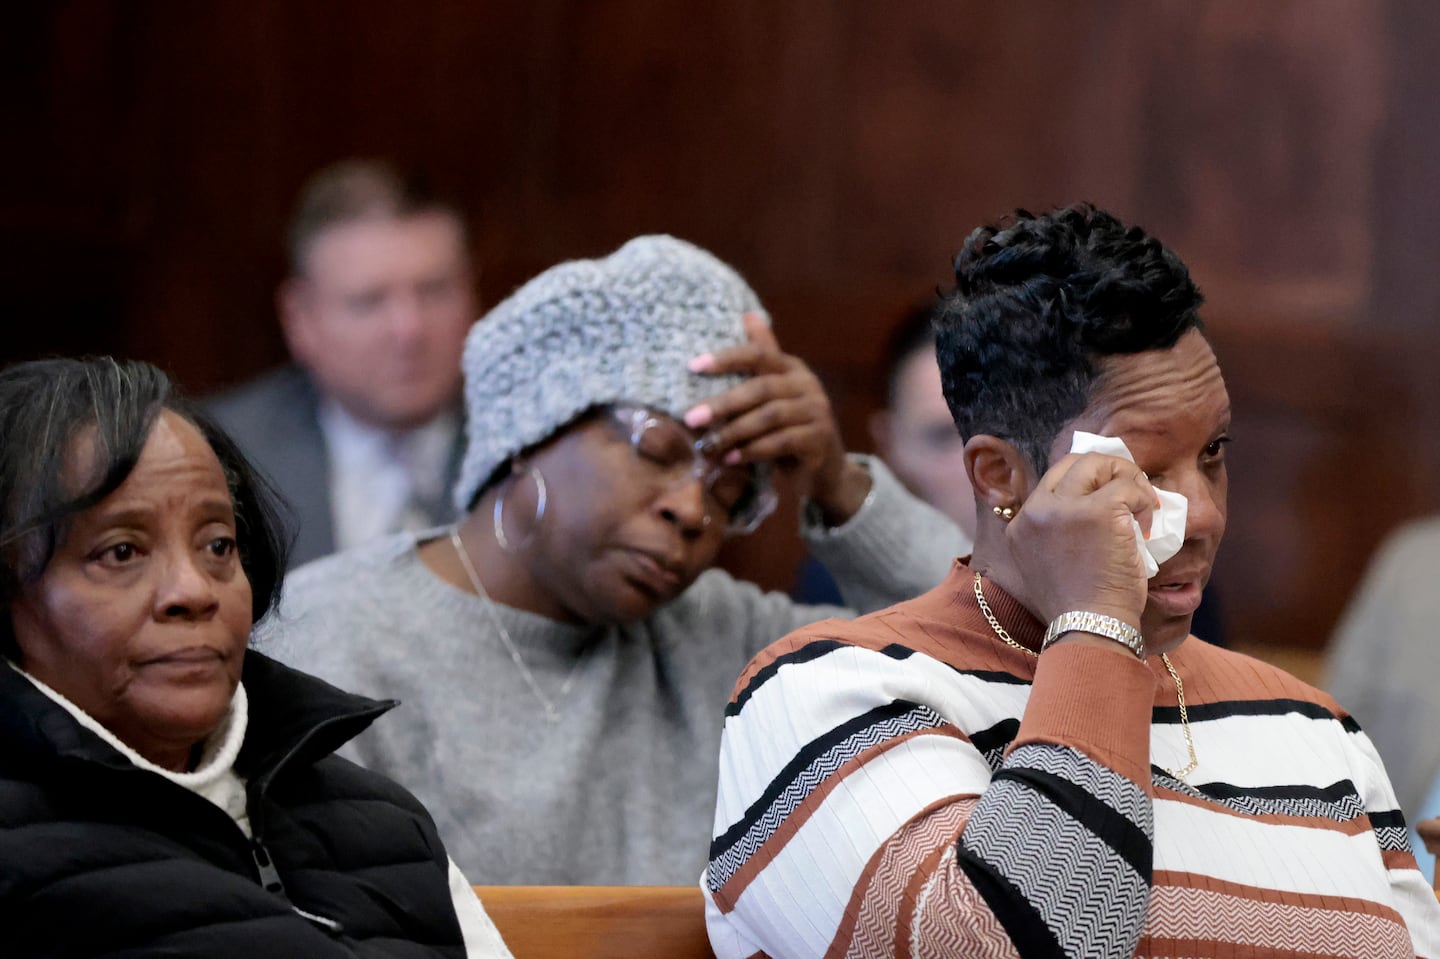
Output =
[
  {"x1": 450, "y1": 528, "x2": 585, "y2": 724},
  {"x1": 973, "y1": 572, "x2": 1199, "y2": 782}
]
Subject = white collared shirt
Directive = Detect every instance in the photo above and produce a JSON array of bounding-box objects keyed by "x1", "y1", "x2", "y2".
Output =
[{"x1": 317, "y1": 400, "x2": 459, "y2": 553}]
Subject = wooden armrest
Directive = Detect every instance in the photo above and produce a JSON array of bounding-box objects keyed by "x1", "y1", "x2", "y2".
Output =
[{"x1": 474, "y1": 885, "x2": 715, "y2": 959}]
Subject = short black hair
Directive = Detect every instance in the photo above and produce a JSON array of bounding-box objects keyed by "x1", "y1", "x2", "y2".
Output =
[
  {"x1": 0, "y1": 357, "x2": 289, "y2": 659},
  {"x1": 935, "y1": 203, "x2": 1204, "y2": 473},
  {"x1": 287, "y1": 158, "x2": 468, "y2": 276}
]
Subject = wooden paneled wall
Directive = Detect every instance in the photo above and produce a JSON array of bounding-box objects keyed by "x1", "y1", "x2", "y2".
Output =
[{"x1": 7, "y1": 1, "x2": 1440, "y2": 658}]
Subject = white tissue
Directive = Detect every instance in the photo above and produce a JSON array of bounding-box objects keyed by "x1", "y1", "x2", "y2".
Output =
[{"x1": 1068, "y1": 431, "x2": 1187, "y2": 579}]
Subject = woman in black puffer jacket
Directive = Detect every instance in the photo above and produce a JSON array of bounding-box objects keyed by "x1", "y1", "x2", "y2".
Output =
[{"x1": 0, "y1": 357, "x2": 511, "y2": 959}]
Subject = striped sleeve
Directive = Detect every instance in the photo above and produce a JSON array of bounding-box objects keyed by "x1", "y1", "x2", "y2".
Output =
[
  {"x1": 1342, "y1": 716, "x2": 1440, "y2": 956},
  {"x1": 703, "y1": 635, "x2": 1158, "y2": 959}
]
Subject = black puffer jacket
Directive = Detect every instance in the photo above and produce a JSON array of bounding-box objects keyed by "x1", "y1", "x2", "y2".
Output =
[{"x1": 0, "y1": 651, "x2": 467, "y2": 959}]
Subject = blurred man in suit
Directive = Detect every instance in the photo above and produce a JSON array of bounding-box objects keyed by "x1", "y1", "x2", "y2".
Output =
[
  {"x1": 208, "y1": 159, "x2": 476, "y2": 566},
  {"x1": 868, "y1": 304, "x2": 978, "y2": 538},
  {"x1": 792, "y1": 305, "x2": 976, "y2": 604}
]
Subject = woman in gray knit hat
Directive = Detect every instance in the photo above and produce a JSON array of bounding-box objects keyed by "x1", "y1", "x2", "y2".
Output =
[{"x1": 270, "y1": 235, "x2": 968, "y2": 885}]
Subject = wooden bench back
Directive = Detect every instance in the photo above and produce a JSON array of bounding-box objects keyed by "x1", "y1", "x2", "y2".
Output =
[{"x1": 474, "y1": 885, "x2": 715, "y2": 959}]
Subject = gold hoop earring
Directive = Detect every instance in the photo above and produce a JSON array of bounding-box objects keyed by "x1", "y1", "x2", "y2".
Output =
[
  {"x1": 992, "y1": 505, "x2": 1015, "y2": 521},
  {"x1": 494, "y1": 463, "x2": 548, "y2": 553}
]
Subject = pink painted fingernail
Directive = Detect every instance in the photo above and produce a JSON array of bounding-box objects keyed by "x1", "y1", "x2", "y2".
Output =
[
  {"x1": 684, "y1": 405, "x2": 714, "y2": 429},
  {"x1": 688, "y1": 353, "x2": 714, "y2": 372},
  {"x1": 724, "y1": 449, "x2": 742, "y2": 465}
]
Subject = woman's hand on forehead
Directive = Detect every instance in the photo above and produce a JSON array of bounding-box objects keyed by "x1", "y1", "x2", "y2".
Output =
[{"x1": 683, "y1": 312, "x2": 870, "y2": 524}]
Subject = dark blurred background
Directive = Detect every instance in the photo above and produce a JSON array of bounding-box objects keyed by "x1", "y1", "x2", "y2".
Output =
[{"x1": 8, "y1": 1, "x2": 1440, "y2": 675}]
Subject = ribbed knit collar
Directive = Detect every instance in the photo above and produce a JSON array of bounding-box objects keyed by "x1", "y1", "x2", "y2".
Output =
[{"x1": 961, "y1": 562, "x2": 1044, "y2": 643}]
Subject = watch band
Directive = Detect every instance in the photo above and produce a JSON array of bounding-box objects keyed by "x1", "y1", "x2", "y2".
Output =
[{"x1": 1042, "y1": 610, "x2": 1145, "y2": 659}]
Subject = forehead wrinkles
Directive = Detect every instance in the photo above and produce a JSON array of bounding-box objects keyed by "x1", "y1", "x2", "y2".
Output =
[
  {"x1": 109, "y1": 417, "x2": 231, "y2": 505},
  {"x1": 1087, "y1": 334, "x2": 1229, "y2": 428},
  {"x1": 145, "y1": 420, "x2": 231, "y2": 486}
]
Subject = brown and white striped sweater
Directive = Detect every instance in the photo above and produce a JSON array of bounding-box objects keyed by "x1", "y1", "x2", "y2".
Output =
[{"x1": 704, "y1": 563, "x2": 1440, "y2": 959}]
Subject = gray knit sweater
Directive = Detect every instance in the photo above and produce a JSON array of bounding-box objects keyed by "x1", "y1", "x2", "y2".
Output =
[{"x1": 264, "y1": 457, "x2": 965, "y2": 884}]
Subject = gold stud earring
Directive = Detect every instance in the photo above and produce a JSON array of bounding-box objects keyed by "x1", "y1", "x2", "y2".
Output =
[{"x1": 992, "y1": 505, "x2": 1015, "y2": 521}]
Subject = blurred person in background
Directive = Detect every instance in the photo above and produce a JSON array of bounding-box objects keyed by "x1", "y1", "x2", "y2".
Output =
[
  {"x1": 793, "y1": 303, "x2": 976, "y2": 605},
  {"x1": 208, "y1": 159, "x2": 475, "y2": 567},
  {"x1": 1414, "y1": 772, "x2": 1440, "y2": 884},
  {"x1": 0, "y1": 357, "x2": 510, "y2": 958},
  {"x1": 869, "y1": 302, "x2": 979, "y2": 538},
  {"x1": 1327, "y1": 516, "x2": 1440, "y2": 879},
  {"x1": 1417, "y1": 813, "x2": 1440, "y2": 890},
  {"x1": 269, "y1": 235, "x2": 965, "y2": 885}
]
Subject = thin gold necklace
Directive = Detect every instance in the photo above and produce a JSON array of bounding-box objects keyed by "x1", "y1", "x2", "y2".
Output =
[
  {"x1": 450, "y1": 528, "x2": 585, "y2": 724},
  {"x1": 973, "y1": 572, "x2": 1199, "y2": 782}
]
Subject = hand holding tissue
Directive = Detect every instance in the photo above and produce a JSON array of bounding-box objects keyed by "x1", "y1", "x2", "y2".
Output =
[{"x1": 1069, "y1": 431, "x2": 1187, "y2": 578}]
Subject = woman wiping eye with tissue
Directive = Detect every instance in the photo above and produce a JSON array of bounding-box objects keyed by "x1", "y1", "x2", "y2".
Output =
[
  {"x1": 1067, "y1": 430, "x2": 1187, "y2": 577},
  {"x1": 703, "y1": 204, "x2": 1437, "y2": 959}
]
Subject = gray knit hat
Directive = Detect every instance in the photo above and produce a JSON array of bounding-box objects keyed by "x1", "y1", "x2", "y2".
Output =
[{"x1": 454, "y1": 234, "x2": 768, "y2": 511}]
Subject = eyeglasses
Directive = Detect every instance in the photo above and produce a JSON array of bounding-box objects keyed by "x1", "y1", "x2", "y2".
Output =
[{"x1": 607, "y1": 403, "x2": 777, "y2": 535}]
